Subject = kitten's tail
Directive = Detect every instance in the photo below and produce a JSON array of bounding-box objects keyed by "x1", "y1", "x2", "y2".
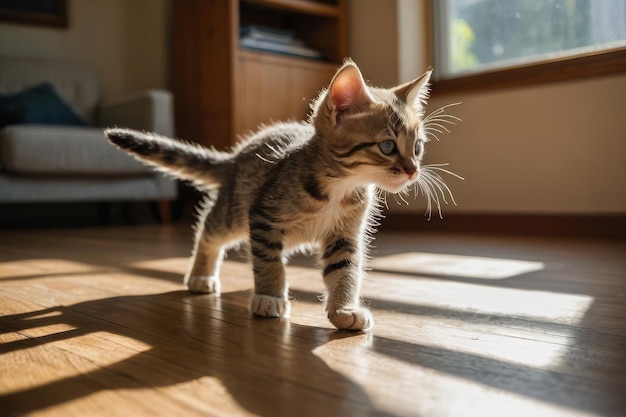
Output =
[{"x1": 104, "y1": 128, "x2": 231, "y2": 188}]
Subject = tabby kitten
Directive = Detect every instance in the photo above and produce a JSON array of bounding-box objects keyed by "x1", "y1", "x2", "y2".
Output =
[{"x1": 105, "y1": 60, "x2": 456, "y2": 331}]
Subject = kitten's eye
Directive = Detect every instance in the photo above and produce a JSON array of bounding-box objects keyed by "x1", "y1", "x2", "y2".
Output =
[
  {"x1": 415, "y1": 141, "x2": 423, "y2": 156},
  {"x1": 379, "y1": 140, "x2": 397, "y2": 156}
]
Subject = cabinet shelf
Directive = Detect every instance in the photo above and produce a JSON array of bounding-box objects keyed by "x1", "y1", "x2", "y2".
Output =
[
  {"x1": 172, "y1": 0, "x2": 347, "y2": 149},
  {"x1": 242, "y1": 0, "x2": 341, "y2": 17},
  {"x1": 240, "y1": 0, "x2": 346, "y2": 63}
]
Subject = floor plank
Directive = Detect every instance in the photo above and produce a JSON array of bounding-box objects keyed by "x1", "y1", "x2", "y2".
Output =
[{"x1": 1, "y1": 225, "x2": 625, "y2": 417}]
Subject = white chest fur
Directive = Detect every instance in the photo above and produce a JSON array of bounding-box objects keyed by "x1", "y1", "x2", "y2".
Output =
[{"x1": 284, "y1": 184, "x2": 374, "y2": 251}]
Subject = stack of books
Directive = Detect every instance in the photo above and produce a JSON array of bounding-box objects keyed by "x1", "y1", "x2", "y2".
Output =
[{"x1": 240, "y1": 25, "x2": 322, "y2": 60}]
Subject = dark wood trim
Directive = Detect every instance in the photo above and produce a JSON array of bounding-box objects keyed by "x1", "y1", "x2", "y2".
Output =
[
  {"x1": 432, "y1": 48, "x2": 626, "y2": 95},
  {"x1": 0, "y1": 0, "x2": 67, "y2": 29},
  {"x1": 242, "y1": 0, "x2": 342, "y2": 17},
  {"x1": 428, "y1": 0, "x2": 626, "y2": 94},
  {"x1": 381, "y1": 212, "x2": 626, "y2": 239},
  {"x1": 171, "y1": 0, "x2": 237, "y2": 149}
]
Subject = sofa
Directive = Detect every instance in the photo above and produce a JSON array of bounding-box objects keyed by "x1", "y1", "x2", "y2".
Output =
[{"x1": 0, "y1": 56, "x2": 177, "y2": 222}]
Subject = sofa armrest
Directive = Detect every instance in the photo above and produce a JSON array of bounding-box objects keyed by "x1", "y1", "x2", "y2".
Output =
[{"x1": 98, "y1": 90, "x2": 174, "y2": 136}]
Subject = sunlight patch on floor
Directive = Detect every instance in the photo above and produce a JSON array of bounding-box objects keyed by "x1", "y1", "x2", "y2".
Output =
[
  {"x1": 371, "y1": 309, "x2": 576, "y2": 369},
  {"x1": 370, "y1": 252, "x2": 545, "y2": 279},
  {"x1": 127, "y1": 257, "x2": 190, "y2": 275},
  {"x1": 313, "y1": 338, "x2": 596, "y2": 417},
  {"x1": 115, "y1": 377, "x2": 241, "y2": 416},
  {"x1": 0, "y1": 331, "x2": 151, "y2": 396},
  {"x1": 21, "y1": 310, "x2": 64, "y2": 321},
  {"x1": 363, "y1": 273, "x2": 593, "y2": 322},
  {"x1": 0, "y1": 323, "x2": 78, "y2": 341},
  {"x1": 291, "y1": 285, "x2": 591, "y2": 370},
  {"x1": 0, "y1": 258, "x2": 101, "y2": 279},
  {"x1": 90, "y1": 331, "x2": 154, "y2": 354}
]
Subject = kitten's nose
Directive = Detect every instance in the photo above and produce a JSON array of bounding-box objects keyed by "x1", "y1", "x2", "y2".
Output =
[{"x1": 403, "y1": 164, "x2": 418, "y2": 178}]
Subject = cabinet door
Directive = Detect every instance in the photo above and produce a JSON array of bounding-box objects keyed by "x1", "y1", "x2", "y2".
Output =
[{"x1": 237, "y1": 52, "x2": 337, "y2": 135}]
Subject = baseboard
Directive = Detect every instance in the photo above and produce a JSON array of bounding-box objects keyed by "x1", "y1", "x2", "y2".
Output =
[{"x1": 380, "y1": 212, "x2": 626, "y2": 239}]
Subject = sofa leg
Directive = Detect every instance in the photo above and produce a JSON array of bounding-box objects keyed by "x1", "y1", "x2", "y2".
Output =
[
  {"x1": 156, "y1": 200, "x2": 171, "y2": 224},
  {"x1": 97, "y1": 203, "x2": 111, "y2": 225}
]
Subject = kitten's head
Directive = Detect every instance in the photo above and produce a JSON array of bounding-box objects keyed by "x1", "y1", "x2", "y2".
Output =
[{"x1": 311, "y1": 59, "x2": 432, "y2": 194}]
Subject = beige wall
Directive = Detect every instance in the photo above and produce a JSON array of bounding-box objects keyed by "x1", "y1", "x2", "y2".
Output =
[
  {"x1": 349, "y1": 0, "x2": 626, "y2": 214},
  {"x1": 348, "y1": 0, "x2": 398, "y2": 88},
  {"x1": 0, "y1": 0, "x2": 168, "y2": 102},
  {"x1": 1, "y1": 1, "x2": 623, "y2": 214},
  {"x1": 423, "y1": 74, "x2": 626, "y2": 214}
]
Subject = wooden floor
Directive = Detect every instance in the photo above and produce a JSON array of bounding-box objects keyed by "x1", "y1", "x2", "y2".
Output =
[{"x1": 1, "y1": 224, "x2": 625, "y2": 417}]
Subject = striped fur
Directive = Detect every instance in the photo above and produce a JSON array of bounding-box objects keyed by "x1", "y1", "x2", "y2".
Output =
[{"x1": 104, "y1": 60, "x2": 435, "y2": 331}]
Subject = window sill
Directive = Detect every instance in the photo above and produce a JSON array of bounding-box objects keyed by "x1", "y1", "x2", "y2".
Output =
[{"x1": 432, "y1": 46, "x2": 626, "y2": 95}]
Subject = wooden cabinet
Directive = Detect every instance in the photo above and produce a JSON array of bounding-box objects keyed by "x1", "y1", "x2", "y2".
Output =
[
  {"x1": 172, "y1": 0, "x2": 347, "y2": 148},
  {"x1": 237, "y1": 51, "x2": 338, "y2": 133}
]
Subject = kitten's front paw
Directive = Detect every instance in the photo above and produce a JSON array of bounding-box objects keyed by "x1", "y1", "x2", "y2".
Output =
[
  {"x1": 328, "y1": 306, "x2": 373, "y2": 331},
  {"x1": 187, "y1": 275, "x2": 221, "y2": 294},
  {"x1": 251, "y1": 295, "x2": 290, "y2": 318}
]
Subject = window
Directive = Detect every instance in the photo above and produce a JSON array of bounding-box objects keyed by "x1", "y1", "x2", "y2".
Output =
[{"x1": 432, "y1": 0, "x2": 626, "y2": 92}]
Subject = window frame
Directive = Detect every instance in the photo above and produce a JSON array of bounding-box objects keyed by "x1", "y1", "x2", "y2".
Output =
[{"x1": 428, "y1": 1, "x2": 626, "y2": 94}]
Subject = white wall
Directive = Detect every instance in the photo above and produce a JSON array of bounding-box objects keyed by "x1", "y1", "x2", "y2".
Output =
[
  {"x1": 349, "y1": 0, "x2": 626, "y2": 214},
  {"x1": 0, "y1": 0, "x2": 169, "y2": 102}
]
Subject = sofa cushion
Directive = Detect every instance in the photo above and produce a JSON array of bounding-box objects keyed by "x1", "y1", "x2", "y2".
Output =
[
  {"x1": 0, "y1": 125, "x2": 152, "y2": 176},
  {"x1": 0, "y1": 83, "x2": 87, "y2": 128},
  {"x1": 0, "y1": 56, "x2": 100, "y2": 124},
  {"x1": 0, "y1": 173, "x2": 177, "y2": 203}
]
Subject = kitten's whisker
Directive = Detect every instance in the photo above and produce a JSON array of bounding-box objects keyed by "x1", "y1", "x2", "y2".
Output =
[
  {"x1": 424, "y1": 115, "x2": 462, "y2": 125},
  {"x1": 255, "y1": 153, "x2": 276, "y2": 164},
  {"x1": 430, "y1": 172, "x2": 458, "y2": 206},
  {"x1": 422, "y1": 171, "x2": 450, "y2": 205},
  {"x1": 397, "y1": 190, "x2": 410, "y2": 206},
  {"x1": 423, "y1": 103, "x2": 461, "y2": 144},
  {"x1": 419, "y1": 163, "x2": 463, "y2": 213},
  {"x1": 424, "y1": 122, "x2": 452, "y2": 134},
  {"x1": 377, "y1": 188, "x2": 390, "y2": 210},
  {"x1": 424, "y1": 130, "x2": 444, "y2": 141},
  {"x1": 420, "y1": 164, "x2": 461, "y2": 219},
  {"x1": 412, "y1": 182, "x2": 421, "y2": 200},
  {"x1": 420, "y1": 181, "x2": 433, "y2": 220},
  {"x1": 424, "y1": 114, "x2": 461, "y2": 125},
  {"x1": 425, "y1": 170, "x2": 459, "y2": 208},
  {"x1": 424, "y1": 126, "x2": 445, "y2": 134},
  {"x1": 423, "y1": 102, "x2": 462, "y2": 124},
  {"x1": 425, "y1": 181, "x2": 438, "y2": 220},
  {"x1": 422, "y1": 163, "x2": 465, "y2": 181},
  {"x1": 421, "y1": 175, "x2": 444, "y2": 219},
  {"x1": 415, "y1": 178, "x2": 429, "y2": 218},
  {"x1": 416, "y1": 176, "x2": 438, "y2": 220}
]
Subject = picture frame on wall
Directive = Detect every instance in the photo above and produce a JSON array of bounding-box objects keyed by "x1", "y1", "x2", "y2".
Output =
[{"x1": 0, "y1": 0, "x2": 67, "y2": 29}]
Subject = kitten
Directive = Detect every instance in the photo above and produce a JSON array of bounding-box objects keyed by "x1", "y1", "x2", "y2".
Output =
[{"x1": 104, "y1": 60, "x2": 458, "y2": 331}]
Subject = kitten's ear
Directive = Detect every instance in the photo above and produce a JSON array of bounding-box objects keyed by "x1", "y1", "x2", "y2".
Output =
[
  {"x1": 394, "y1": 69, "x2": 432, "y2": 115},
  {"x1": 326, "y1": 61, "x2": 372, "y2": 125}
]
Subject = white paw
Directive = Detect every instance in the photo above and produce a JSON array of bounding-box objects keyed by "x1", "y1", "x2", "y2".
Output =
[
  {"x1": 187, "y1": 275, "x2": 221, "y2": 294},
  {"x1": 250, "y1": 295, "x2": 290, "y2": 318},
  {"x1": 328, "y1": 306, "x2": 373, "y2": 331}
]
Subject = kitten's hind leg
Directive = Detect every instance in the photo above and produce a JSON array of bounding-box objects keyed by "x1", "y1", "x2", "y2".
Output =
[{"x1": 185, "y1": 233, "x2": 224, "y2": 294}]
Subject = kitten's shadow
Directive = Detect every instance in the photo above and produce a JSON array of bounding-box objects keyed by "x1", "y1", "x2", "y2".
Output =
[{"x1": 0, "y1": 290, "x2": 395, "y2": 417}]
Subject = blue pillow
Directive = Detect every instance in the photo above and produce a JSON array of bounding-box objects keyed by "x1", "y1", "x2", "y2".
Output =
[
  {"x1": 0, "y1": 82, "x2": 87, "y2": 128},
  {"x1": 0, "y1": 94, "x2": 22, "y2": 127}
]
